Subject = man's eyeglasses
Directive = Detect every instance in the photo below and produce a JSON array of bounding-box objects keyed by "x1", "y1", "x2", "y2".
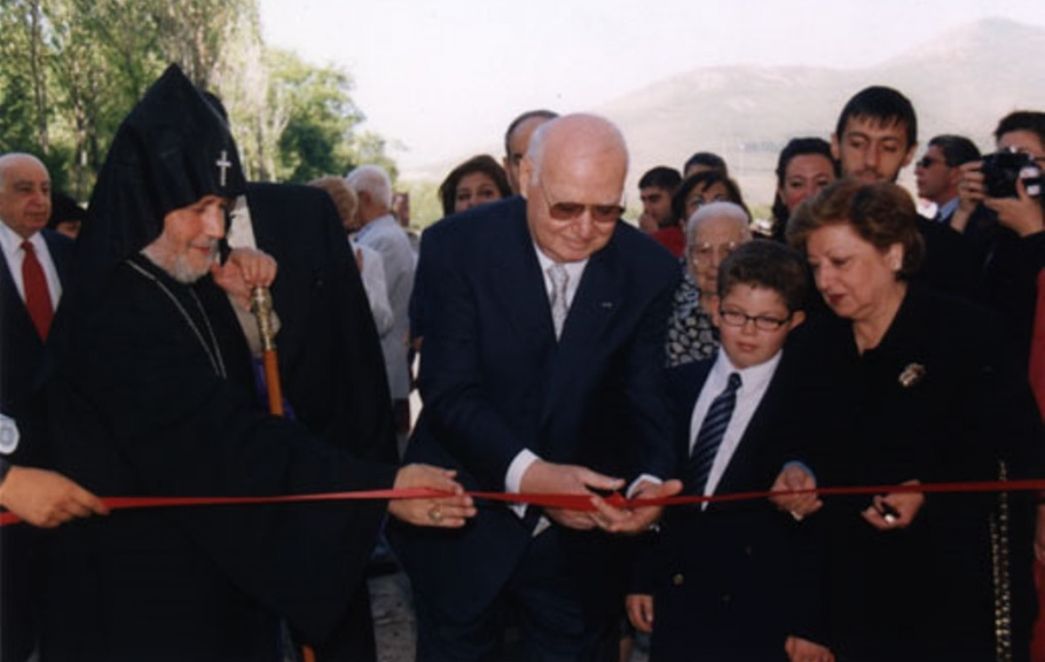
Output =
[
  {"x1": 718, "y1": 307, "x2": 791, "y2": 331},
  {"x1": 540, "y1": 186, "x2": 624, "y2": 225}
]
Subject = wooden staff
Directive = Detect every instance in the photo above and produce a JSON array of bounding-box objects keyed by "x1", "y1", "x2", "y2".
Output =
[
  {"x1": 249, "y1": 287, "x2": 284, "y2": 417},
  {"x1": 249, "y1": 286, "x2": 315, "y2": 662}
]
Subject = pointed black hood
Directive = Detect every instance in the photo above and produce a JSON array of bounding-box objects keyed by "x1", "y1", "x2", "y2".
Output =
[
  {"x1": 81, "y1": 63, "x2": 246, "y2": 266},
  {"x1": 53, "y1": 64, "x2": 246, "y2": 354}
]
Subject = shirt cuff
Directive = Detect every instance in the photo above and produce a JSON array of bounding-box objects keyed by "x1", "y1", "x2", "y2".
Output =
[
  {"x1": 627, "y1": 474, "x2": 662, "y2": 498},
  {"x1": 506, "y1": 449, "x2": 541, "y2": 518}
]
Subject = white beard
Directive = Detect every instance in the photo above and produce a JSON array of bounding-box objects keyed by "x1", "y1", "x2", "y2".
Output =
[{"x1": 142, "y1": 243, "x2": 217, "y2": 284}]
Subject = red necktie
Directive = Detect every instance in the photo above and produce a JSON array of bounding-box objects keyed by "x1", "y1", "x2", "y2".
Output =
[{"x1": 21, "y1": 240, "x2": 53, "y2": 341}]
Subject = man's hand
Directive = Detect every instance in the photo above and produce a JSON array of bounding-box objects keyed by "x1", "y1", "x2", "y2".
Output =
[
  {"x1": 983, "y1": 177, "x2": 1045, "y2": 237},
  {"x1": 950, "y1": 160, "x2": 986, "y2": 233},
  {"x1": 519, "y1": 460, "x2": 624, "y2": 530},
  {"x1": 0, "y1": 466, "x2": 108, "y2": 528},
  {"x1": 387, "y1": 464, "x2": 476, "y2": 528},
  {"x1": 625, "y1": 593, "x2": 654, "y2": 633},
  {"x1": 861, "y1": 480, "x2": 924, "y2": 530},
  {"x1": 211, "y1": 248, "x2": 278, "y2": 311},
  {"x1": 785, "y1": 635, "x2": 835, "y2": 662},
  {"x1": 769, "y1": 464, "x2": 822, "y2": 520},
  {"x1": 589, "y1": 479, "x2": 682, "y2": 534}
]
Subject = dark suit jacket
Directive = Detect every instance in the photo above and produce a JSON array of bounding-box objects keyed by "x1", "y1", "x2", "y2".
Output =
[
  {"x1": 0, "y1": 228, "x2": 72, "y2": 662},
  {"x1": 392, "y1": 196, "x2": 679, "y2": 624},
  {"x1": 639, "y1": 351, "x2": 827, "y2": 661},
  {"x1": 0, "y1": 229, "x2": 73, "y2": 428}
]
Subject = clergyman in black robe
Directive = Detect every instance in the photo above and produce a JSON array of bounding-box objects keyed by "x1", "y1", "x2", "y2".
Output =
[{"x1": 37, "y1": 64, "x2": 473, "y2": 662}]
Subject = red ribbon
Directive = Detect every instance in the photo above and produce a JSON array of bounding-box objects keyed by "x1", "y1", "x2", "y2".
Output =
[{"x1": 3, "y1": 478, "x2": 1044, "y2": 527}]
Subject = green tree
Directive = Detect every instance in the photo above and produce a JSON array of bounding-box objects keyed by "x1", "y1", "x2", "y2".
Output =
[
  {"x1": 268, "y1": 49, "x2": 362, "y2": 183},
  {"x1": 0, "y1": 0, "x2": 395, "y2": 195}
]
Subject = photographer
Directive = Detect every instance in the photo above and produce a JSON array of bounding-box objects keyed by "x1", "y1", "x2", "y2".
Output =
[
  {"x1": 952, "y1": 111, "x2": 1045, "y2": 370},
  {"x1": 953, "y1": 111, "x2": 1045, "y2": 239}
]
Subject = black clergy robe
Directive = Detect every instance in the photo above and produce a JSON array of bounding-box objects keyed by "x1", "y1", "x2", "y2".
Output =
[
  {"x1": 244, "y1": 182, "x2": 397, "y2": 466},
  {"x1": 38, "y1": 254, "x2": 395, "y2": 662},
  {"x1": 243, "y1": 181, "x2": 398, "y2": 659}
]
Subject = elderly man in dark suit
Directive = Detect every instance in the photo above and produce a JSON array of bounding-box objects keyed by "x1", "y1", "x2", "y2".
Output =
[
  {"x1": 0, "y1": 152, "x2": 107, "y2": 662},
  {"x1": 394, "y1": 114, "x2": 683, "y2": 660}
]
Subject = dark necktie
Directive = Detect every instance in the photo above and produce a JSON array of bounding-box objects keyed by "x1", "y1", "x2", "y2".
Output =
[
  {"x1": 685, "y1": 372, "x2": 742, "y2": 495},
  {"x1": 21, "y1": 240, "x2": 53, "y2": 340}
]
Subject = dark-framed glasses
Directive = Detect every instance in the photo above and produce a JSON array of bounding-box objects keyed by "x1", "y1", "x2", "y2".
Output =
[
  {"x1": 718, "y1": 307, "x2": 791, "y2": 331},
  {"x1": 540, "y1": 186, "x2": 624, "y2": 225},
  {"x1": 916, "y1": 156, "x2": 943, "y2": 169}
]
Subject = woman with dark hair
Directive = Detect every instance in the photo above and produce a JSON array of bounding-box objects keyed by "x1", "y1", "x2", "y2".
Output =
[
  {"x1": 670, "y1": 171, "x2": 748, "y2": 228},
  {"x1": 783, "y1": 179, "x2": 1043, "y2": 661},
  {"x1": 437, "y1": 154, "x2": 511, "y2": 216},
  {"x1": 768, "y1": 137, "x2": 838, "y2": 241}
]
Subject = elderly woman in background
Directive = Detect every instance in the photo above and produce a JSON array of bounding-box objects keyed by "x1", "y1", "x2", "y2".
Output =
[
  {"x1": 437, "y1": 154, "x2": 512, "y2": 216},
  {"x1": 768, "y1": 137, "x2": 838, "y2": 241},
  {"x1": 309, "y1": 175, "x2": 394, "y2": 336},
  {"x1": 665, "y1": 201, "x2": 752, "y2": 367},
  {"x1": 783, "y1": 179, "x2": 1044, "y2": 661}
]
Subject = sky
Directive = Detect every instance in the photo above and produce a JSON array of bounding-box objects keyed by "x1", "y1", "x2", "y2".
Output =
[{"x1": 259, "y1": 0, "x2": 1045, "y2": 176}]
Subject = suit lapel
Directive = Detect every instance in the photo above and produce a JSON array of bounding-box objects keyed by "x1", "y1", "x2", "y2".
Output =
[
  {"x1": 671, "y1": 361, "x2": 712, "y2": 465},
  {"x1": 0, "y1": 248, "x2": 34, "y2": 333},
  {"x1": 490, "y1": 207, "x2": 556, "y2": 348}
]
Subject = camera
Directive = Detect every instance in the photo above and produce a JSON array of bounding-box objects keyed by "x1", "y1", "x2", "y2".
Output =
[{"x1": 980, "y1": 148, "x2": 1043, "y2": 198}]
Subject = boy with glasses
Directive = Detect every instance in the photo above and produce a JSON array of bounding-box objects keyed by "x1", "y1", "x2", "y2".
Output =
[{"x1": 627, "y1": 239, "x2": 833, "y2": 661}]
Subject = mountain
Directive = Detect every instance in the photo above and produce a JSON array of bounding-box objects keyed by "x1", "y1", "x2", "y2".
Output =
[
  {"x1": 600, "y1": 17, "x2": 1045, "y2": 206},
  {"x1": 406, "y1": 18, "x2": 1045, "y2": 214}
]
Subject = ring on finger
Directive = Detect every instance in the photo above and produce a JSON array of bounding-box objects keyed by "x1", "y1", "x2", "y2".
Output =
[{"x1": 428, "y1": 505, "x2": 443, "y2": 523}]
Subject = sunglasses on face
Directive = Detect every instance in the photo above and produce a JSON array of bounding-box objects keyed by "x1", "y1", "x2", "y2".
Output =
[
  {"x1": 540, "y1": 186, "x2": 624, "y2": 224},
  {"x1": 916, "y1": 156, "x2": 946, "y2": 169}
]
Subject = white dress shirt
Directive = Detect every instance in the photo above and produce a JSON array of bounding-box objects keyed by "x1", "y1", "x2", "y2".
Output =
[
  {"x1": 0, "y1": 221, "x2": 62, "y2": 308},
  {"x1": 689, "y1": 347, "x2": 782, "y2": 508},
  {"x1": 504, "y1": 246, "x2": 589, "y2": 522}
]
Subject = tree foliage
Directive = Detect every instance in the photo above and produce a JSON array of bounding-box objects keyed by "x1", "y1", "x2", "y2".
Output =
[{"x1": 0, "y1": 0, "x2": 393, "y2": 199}]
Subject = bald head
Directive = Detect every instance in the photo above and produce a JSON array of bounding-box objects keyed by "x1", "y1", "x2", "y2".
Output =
[
  {"x1": 519, "y1": 114, "x2": 629, "y2": 263},
  {"x1": 522, "y1": 114, "x2": 629, "y2": 190},
  {"x1": 0, "y1": 153, "x2": 51, "y2": 239}
]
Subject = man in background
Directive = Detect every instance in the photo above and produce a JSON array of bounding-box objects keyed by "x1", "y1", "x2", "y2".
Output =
[
  {"x1": 346, "y1": 164, "x2": 416, "y2": 452},
  {"x1": 503, "y1": 109, "x2": 558, "y2": 194},
  {"x1": 915, "y1": 134, "x2": 980, "y2": 225},
  {"x1": 639, "y1": 166, "x2": 684, "y2": 257}
]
